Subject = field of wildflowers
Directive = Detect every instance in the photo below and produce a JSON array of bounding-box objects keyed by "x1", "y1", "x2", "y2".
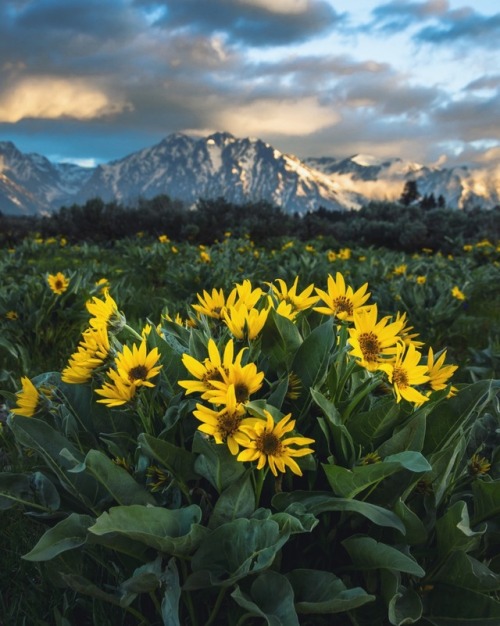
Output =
[{"x1": 1, "y1": 233, "x2": 499, "y2": 625}]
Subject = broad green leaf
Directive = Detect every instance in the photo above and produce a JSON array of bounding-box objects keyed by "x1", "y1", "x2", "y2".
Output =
[
  {"x1": 426, "y1": 585, "x2": 500, "y2": 625},
  {"x1": 138, "y1": 433, "x2": 200, "y2": 483},
  {"x1": 311, "y1": 389, "x2": 355, "y2": 465},
  {"x1": 208, "y1": 472, "x2": 255, "y2": 529},
  {"x1": 84, "y1": 449, "x2": 155, "y2": 506},
  {"x1": 231, "y1": 571, "x2": 300, "y2": 626},
  {"x1": 23, "y1": 513, "x2": 94, "y2": 561},
  {"x1": 342, "y1": 537, "x2": 425, "y2": 577},
  {"x1": 291, "y1": 320, "x2": 334, "y2": 394},
  {"x1": 388, "y1": 587, "x2": 423, "y2": 626},
  {"x1": 260, "y1": 309, "x2": 303, "y2": 372},
  {"x1": 161, "y1": 558, "x2": 181, "y2": 626},
  {"x1": 120, "y1": 557, "x2": 162, "y2": 594},
  {"x1": 427, "y1": 442, "x2": 466, "y2": 507},
  {"x1": 435, "y1": 501, "x2": 485, "y2": 559},
  {"x1": 192, "y1": 431, "x2": 245, "y2": 493},
  {"x1": 376, "y1": 413, "x2": 427, "y2": 458},
  {"x1": 286, "y1": 569, "x2": 375, "y2": 614},
  {"x1": 322, "y1": 451, "x2": 431, "y2": 498},
  {"x1": 0, "y1": 471, "x2": 60, "y2": 512},
  {"x1": 61, "y1": 573, "x2": 132, "y2": 608},
  {"x1": 345, "y1": 397, "x2": 402, "y2": 448},
  {"x1": 433, "y1": 551, "x2": 500, "y2": 592},
  {"x1": 185, "y1": 518, "x2": 288, "y2": 588},
  {"x1": 423, "y1": 380, "x2": 500, "y2": 455},
  {"x1": 88, "y1": 504, "x2": 206, "y2": 557},
  {"x1": 392, "y1": 499, "x2": 428, "y2": 545},
  {"x1": 272, "y1": 491, "x2": 405, "y2": 533},
  {"x1": 472, "y1": 479, "x2": 500, "y2": 525}
]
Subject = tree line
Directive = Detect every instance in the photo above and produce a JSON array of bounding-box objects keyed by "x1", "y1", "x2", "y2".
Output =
[{"x1": 1, "y1": 192, "x2": 498, "y2": 253}]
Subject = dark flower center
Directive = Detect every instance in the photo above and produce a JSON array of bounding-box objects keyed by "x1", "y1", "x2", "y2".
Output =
[
  {"x1": 333, "y1": 296, "x2": 353, "y2": 316},
  {"x1": 129, "y1": 365, "x2": 149, "y2": 381},
  {"x1": 359, "y1": 332, "x2": 381, "y2": 361},
  {"x1": 258, "y1": 432, "x2": 282, "y2": 456},
  {"x1": 234, "y1": 383, "x2": 250, "y2": 403}
]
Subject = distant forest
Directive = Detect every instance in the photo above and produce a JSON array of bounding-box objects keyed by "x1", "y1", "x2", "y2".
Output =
[{"x1": 1, "y1": 193, "x2": 499, "y2": 253}]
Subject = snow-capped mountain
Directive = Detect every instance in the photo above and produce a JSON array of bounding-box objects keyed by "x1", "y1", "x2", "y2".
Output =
[
  {"x1": 1, "y1": 132, "x2": 499, "y2": 216},
  {"x1": 0, "y1": 141, "x2": 93, "y2": 215}
]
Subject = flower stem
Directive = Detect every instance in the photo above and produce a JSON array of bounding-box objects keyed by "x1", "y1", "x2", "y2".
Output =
[{"x1": 205, "y1": 587, "x2": 227, "y2": 626}]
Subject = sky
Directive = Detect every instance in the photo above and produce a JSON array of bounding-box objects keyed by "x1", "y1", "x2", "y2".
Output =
[{"x1": 0, "y1": 0, "x2": 499, "y2": 169}]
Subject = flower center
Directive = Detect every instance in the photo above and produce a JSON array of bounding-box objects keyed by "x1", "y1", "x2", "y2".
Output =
[
  {"x1": 234, "y1": 383, "x2": 250, "y2": 403},
  {"x1": 333, "y1": 296, "x2": 353, "y2": 316},
  {"x1": 358, "y1": 332, "x2": 381, "y2": 362},
  {"x1": 392, "y1": 367, "x2": 409, "y2": 388},
  {"x1": 217, "y1": 411, "x2": 241, "y2": 440},
  {"x1": 202, "y1": 368, "x2": 224, "y2": 389},
  {"x1": 258, "y1": 432, "x2": 282, "y2": 456},
  {"x1": 128, "y1": 365, "x2": 149, "y2": 382},
  {"x1": 55, "y1": 280, "x2": 63, "y2": 290}
]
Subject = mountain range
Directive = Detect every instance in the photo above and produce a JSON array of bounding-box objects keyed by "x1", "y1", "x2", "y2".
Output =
[{"x1": 1, "y1": 131, "x2": 499, "y2": 216}]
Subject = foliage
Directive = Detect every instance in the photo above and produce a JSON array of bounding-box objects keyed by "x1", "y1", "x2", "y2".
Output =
[{"x1": 1, "y1": 257, "x2": 499, "y2": 625}]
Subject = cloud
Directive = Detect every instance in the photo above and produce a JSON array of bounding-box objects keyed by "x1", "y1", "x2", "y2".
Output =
[
  {"x1": 0, "y1": 77, "x2": 131, "y2": 123},
  {"x1": 416, "y1": 8, "x2": 500, "y2": 46},
  {"x1": 367, "y1": 0, "x2": 449, "y2": 33},
  {"x1": 213, "y1": 96, "x2": 340, "y2": 136},
  {"x1": 149, "y1": 0, "x2": 340, "y2": 46}
]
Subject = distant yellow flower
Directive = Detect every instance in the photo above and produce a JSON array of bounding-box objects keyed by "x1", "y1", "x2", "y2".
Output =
[
  {"x1": 193, "y1": 385, "x2": 256, "y2": 454},
  {"x1": 200, "y1": 250, "x2": 211, "y2": 263},
  {"x1": 171, "y1": 246, "x2": 178, "y2": 254},
  {"x1": 268, "y1": 276, "x2": 319, "y2": 314},
  {"x1": 314, "y1": 272, "x2": 370, "y2": 322},
  {"x1": 281, "y1": 241, "x2": 294, "y2": 251},
  {"x1": 158, "y1": 234, "x2": 170, "y2": 243},
  {"x1": 223, "y1": 304, "x2": 270, "y2": 341},
  {"x1": 87, "y1": 289, "x2": 125, "y2": 331},
  {"x1": 463, "y1": 244, "x2": 473, "y2": 252},
  {"x1": 379, "y1": 343, "x2": 429, "y2": 404},
  {"x1": 47, "y1": 272, "x2": 69, "y2": 295},
  {"x1": 358, "y1": 256, "x2": 367, "y2": 262},
  {"x1": 327, "y1": 250, "x2": 337, "y2": 262},
  {"x1": 338, "y1": 247, "x2": 351, "y2": 260},
  {"x1": 348, "y1": 305, "x2": 404, "y2": 371},
  {"x1": 451, "y1": 286, "x2": 466, "y2": 301},
  {"x1": 11, "y1": 377, "x2": 41, "y2": 417},
  {"x1": 5, "y1": 310, "x2": 18, "y2": 320},
  {"x1": 237, "y1": 411, "x2": 315, "y2": 477},
  {"x1": 469, "y1": 453, "x2": 491, "y2": 476},
  {"x1": 393, "y1": 264, "x2": 407, "y2": 276},
  {"x1": 179, "y1": 338, "x2": 245, "y2": 397},
  {"x1": 305, "y1": 244, "x2": 315, "y2": 253},
  {"x1": 416, "y1": 276, "x2": 426, "y2": 284},
  {"x1": 426, "y1": 347, "x2": 458, "y2": 395}
]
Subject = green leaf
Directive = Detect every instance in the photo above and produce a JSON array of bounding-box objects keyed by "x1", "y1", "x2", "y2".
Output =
[
  {"x1": 435, "y1": 501, "x2": 485, "y2": 559},
  {"x1": 260, "y1": 309, "x2": 303, "y2": 372},
  {"x1": 138, "y1": 433, "x2": 200, "y2": 483},
  {"x1": 322, "y1": 451, "x2": 431, "y2": 498},
  {"x1": 346, "y1": 397, "x2": 402, "y2": 448},
  {"x1": 310, "y1": 389, "x2": 355, "y2": 465},
  {"x1": 376, "y1": 413, "x2": 427, "y2": 458},
  {"x1": 388, "y1": 586, "x2": 423, "y2": 626},
  {"x1": 291, "y1": 321, "x2": 334, "y2": 394},
  {"x1": 185, "y1": 518, "x2": 288, "y2": 588},
  {"x1": 88, "y1": 504, "x2": 207, "y2": 557},
  {"x1": 209, "y1": 471, "x2": 255, "y2": 529},
  {"x1": 84, "y1": 449, "x2": 156, "y2": 506},
  {"x1": 342, "y1": 537, "x2": 425, "y2": 577},
  {"x1": 231, "y1": 570, "x2": 300, "y2": 626},
  {"x1": 392, "y1": 499, "x2": 428, "y2": 545},
  {"x1": 23, "y1": 513, "x2": 94, "y2": 561},
  {"x1": 423, "y1": 380, "x2": 500, "y2": 455},
  {"x1": 60, "y1": 573, "x2": 132, "y2": 608},
  {"x1": 192, "y1": 431, "x2": 245, "y2": 493},
  {"x1": 269, "y1": 503, "x2": 318, "y2": 535},
  {"x1": 272, "y1": 491, "x2": 405, "y2": 533},
  {"x1": 426, "y1": 585, "x2": 500, "y2": 625},
  {"x1": 472, "y1": 479, "x2": 500, "y2": 525},
  {"x1": 0, "y1": 471, "x2": 60, "y2": 512},
  {"x1": 286, "y1": 569, "x2": 375, "y2": 614},
  {"x1": 433, "y1": 552, "x2": 500, "y2": 592}
]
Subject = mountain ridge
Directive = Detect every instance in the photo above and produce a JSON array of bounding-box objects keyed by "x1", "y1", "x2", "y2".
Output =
[{"x1": 0, "y1": 132, "x2": 498, "y2": 216}]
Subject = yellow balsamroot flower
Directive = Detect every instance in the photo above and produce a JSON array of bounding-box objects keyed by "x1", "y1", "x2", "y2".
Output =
[
  {"x1": 193, "y1": 385, "x2": 258, "y2": 454},
  {"x1": 62, "y1": 325, "x2": 110, "y2": 384},
  {"x1": 348, "y1": 305, "x2": 404, "y2": 371},
  {"x1": 268, "y1": 276, "x2": 319, "y2": 314},
  {"x1": 469, "y1": 453, "x2": 491, "y2": 476},
  {"x1": 393, "y1": 264, "x2": 407, "y2": 276},
  {"x1": 237, "y1": 411, "x2": 315, "y2": 477},
  {"x1": 314, "y1": 272, "x2": 370, "y2": 322},
  {"x1": 114, "y1": 340, "x2": 162, "y2": 388},
  {"x1": 327, "y1": 250, "x2": 337, "y2": 262},
  {"x1": 87, "y1": 289, "x2": 125, "y2": 331},
  {"x1": 269, "y1": 299, "x2": 298, "y2": 322},
  {"x1": 158, "y1": 234, "x2": 170, "y2": 243},
  {"x1": 426, "y1": 347, "x2": 458, "y2": 395},
  {"x1": 416, "y1": 276, "x2": 426, "y2": 284},
  {"x1": 204, "y1": 358, "x2": 265, "y2": 405},
  {"x1": 95, "y1": 369, "x2": 136, "y2": 407},
  {"x1": 228, "y1": 279, "x2": 263, "y2": 311},
  {"x1": 11, "y1": 377, "x2": 41, "y2": 417},
  {"x1": 451, "y1": 286, "x2": 466, "y2": 301},
  {"x1": 192, "y1": 287, "x2": 236, "y2": 319},
  {"x1": 179, "y1": 338, "x2": 245, "y2": 397},
  {"x1": 338, "y1": 247, "x2": 351, "y2": 260},
  {"x1": 5, "y1": 310, "x2": 18, "y2": 320},
  {"x1": 47, "y1": 272, "x2": 69, "y2": 295},
  {"x1": 395, "y1": 311, "x2": 424, "y2": 348},
  {"x1": 199, "y1": 250, "x2": 211, "y2": 263},
  {"x1": 379, "y1": 343, "x2": 430, "y2": 404},
  {"x1": 223, "y1": 304, "x2": 270, "y2": 341}
]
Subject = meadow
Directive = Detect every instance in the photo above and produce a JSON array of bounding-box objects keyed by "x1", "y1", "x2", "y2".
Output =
[{"x1": 1, "y1": 232, "x2": 499, "y2": 625}]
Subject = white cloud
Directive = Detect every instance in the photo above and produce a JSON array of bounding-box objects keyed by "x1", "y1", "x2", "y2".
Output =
[
  {"x1": 215, "y1": 96, "x2": 340, "y2": 136},
  {"x1": 236, "y1": 0, "x2": 309, "y2": 14},
  {"x1": 0, "y1": 77, "x2": 131, "y2": 123}
]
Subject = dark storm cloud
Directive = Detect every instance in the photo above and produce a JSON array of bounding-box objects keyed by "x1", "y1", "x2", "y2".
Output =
[{"x1": 143, "y1": 0, "x2": 341, "y2": 47}]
